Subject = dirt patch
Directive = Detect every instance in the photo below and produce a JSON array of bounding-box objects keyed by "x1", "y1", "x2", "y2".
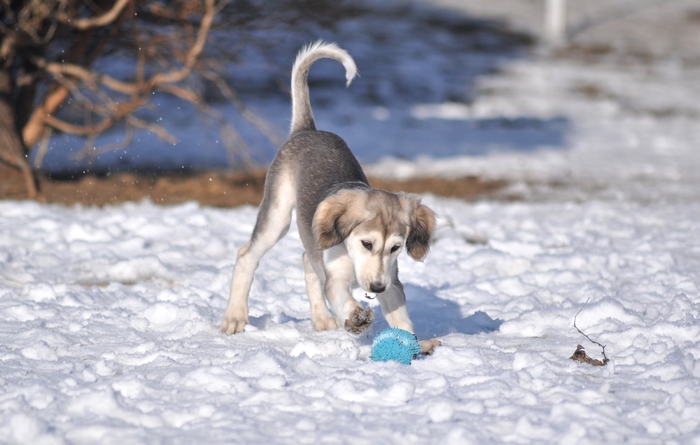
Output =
[
  {"x1": 1, "y1": 163, "x2": 509, "y2": 207},
  {"x1": 369, "y1": 175, "x2": 508, "y2": 201}
]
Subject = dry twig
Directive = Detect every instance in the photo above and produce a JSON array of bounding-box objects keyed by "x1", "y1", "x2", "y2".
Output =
[
  {"x1": 570, "y1": 298, "x2": 610, "y2": 366},
  {"x1": 58, "y1": 0, "x2": 131, "y2": 30}
]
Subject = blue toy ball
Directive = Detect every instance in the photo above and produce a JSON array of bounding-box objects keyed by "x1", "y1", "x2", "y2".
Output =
[{"x1": 370, "y1": 327, "x2": 422, "y2": 365}]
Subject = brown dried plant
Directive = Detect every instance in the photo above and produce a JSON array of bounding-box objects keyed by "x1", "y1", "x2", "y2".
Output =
[
  {"x1": 570, "y1": 298, "x2": 610, "y2": 366},
  {"x1": 0, "y1": 0, "x2": 285, "y2": 197}
]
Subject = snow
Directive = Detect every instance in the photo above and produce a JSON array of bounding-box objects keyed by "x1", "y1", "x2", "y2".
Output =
[
  {"x1": 4, "y1": 1, "x2": 700, "y2": 443},
  {"x1": 366, "y1": 56, "x2": 700, "y2": 204},
  {"x1": 2, "y1": 196, "x2": 700, "y2": 443}
]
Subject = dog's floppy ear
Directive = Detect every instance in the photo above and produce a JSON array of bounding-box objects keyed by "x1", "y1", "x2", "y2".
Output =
[
  {"x1": 401, "y1": 194, "x2": 436, "y2": 261},
  {"x1": 313, "y1": 190, "x2": 366, "y2": 249}
]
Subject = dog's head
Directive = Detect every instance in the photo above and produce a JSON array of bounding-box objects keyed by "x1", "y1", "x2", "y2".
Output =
[{"x1": 313, "y1": 189, "x2": 436, "y2": 293}]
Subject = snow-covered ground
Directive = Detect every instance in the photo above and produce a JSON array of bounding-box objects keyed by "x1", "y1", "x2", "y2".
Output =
[
  {"x1": 4, "y1": 1, "x2": 700, "y2": 443},
  {"x1": 380, "y1": 0, "x2": 700, "y2": 204},
  {"x1": 365, "y1": 53, "x2": 700, "y2": 204},
  {"x1": 2, "y1": 196, "x2": 700, "y2": 443}
]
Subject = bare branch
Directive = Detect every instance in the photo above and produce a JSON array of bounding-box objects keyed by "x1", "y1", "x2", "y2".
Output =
[
  {"x1": 150, "y1": 0, "x2": 216, "y2": 86},
  {"x1": 43, "y1": 113, "x2": 116, "y2": 135},
  {"x1": 0, "y1": 150, "x2": 25, "y2": 171},
  {"x1": 16, "y1": 0, "x2": 264, "y2": 176},
  {"x1": 146, "y1": 4, "x2": 183, "y2": 21},
  {"x1": 71, "y1": 132, "x2": 100, "y2": 161},
  {"x1": 60, "y1": 0, "x2": 131, "y2": 30},
  {"x1": 155, "y1": 83, "x2": 225, "y2": 126},
  {"x1": 72, "y1": 124, "x2": 134, "y2": 160},
  {"x1": 22, "y1": 31, "x2": 95, "y2": 147},
  {"x1": 0, "y1": 31, "x2": 16, "y2": 59},
  {"x1": 12, "y1": 0, "x2": 60, "y2": 45},
  {"x1": 155, "y1": 83, "x2": 201, "y2": 104},
  {"x1": 202, "y1": 70, "x2": 284, "y2": 146},
  {"x1": 25, "y1": 0, "x2": 219, "y2": 149},
  {"x1": 22, "y1": 85, "x2": 70, "y2": 146},
  {"x1": 571, "y1": 298, "x2": 610, "y2": 366},
  {"x1": 0, "y1": 150, "x2": 37, "y2": 198},
  {"x1": 43, "y1": 66, "x2": 97, "y2": 109},
  {"x1": 154, "y1": 82, "x2": 261, "y2": 169},
  {"x1": 41, "y1": 86, "x2": 150, "y2": 136},
  {"x1": 93, "y1": 124, "x2": 134, "y2": 156},
  {"x1": 126, "y1": 115, "x2": 177, "y2": 144},
  {"x1": 219, "y1": 122, "x2": 258, "y2": 170},
  {"x1": 32, "y1": 56, "x2": 138, "y2": 95},
  {"x1": 34, "y1": 126, "x2": 52, "y2": 170},
  {"x1": 31, "y1": 0, "x2": 63, "y2": 45}
]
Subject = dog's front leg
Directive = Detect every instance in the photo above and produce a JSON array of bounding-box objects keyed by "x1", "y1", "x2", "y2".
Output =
[
  {"x1": 376, "y1": 279, "x2": 442, "y2": 355},
  {"x1": 323, "y1": 249, "x2": 374, "y2": 334},
  {"x1": 377, "y1": 266, "x2": 441, "y2": 355},
  {"x1": 376, "y1": 266, "x2": 414, "y2": 333},
  {"x1": 325, "y1": 277, "x2": 374, "y2": 334}
]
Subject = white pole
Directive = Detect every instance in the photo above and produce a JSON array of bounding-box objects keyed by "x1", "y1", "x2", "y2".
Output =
[{"x1": 545, "y1": 0, "x2": 567, "y2": 46}]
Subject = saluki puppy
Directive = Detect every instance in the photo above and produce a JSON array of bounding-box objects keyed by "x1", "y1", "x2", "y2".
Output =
[{"x1": 221, "y1": 41, "x2": 436, "y2": 342}]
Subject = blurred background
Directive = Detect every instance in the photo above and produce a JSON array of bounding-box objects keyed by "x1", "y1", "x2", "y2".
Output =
[{"x1": 2, "y1": 0, "x2": 699, "y2": 204}]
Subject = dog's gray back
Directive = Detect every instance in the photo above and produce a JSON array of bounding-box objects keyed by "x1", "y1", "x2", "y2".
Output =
[
  {"x1": 280, "y1": 130, "x2": 369, "y2": 236},
  {"x1": 267, "y1": 42, "x2": 365, "y2": 252}
]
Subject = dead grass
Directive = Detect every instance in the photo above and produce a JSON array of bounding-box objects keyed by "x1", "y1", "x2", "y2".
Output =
[{"x1": 0, "y1": 163, "x2": 510, "y2": 207}]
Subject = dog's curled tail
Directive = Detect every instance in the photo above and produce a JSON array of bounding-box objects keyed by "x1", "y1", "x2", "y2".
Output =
[{"x1": 290, "y1": 40, "x2": 357, "y2": 134}]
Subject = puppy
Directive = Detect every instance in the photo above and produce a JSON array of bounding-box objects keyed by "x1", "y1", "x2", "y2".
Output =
[{"x1": 221, "y1": 41, "x2": 436, "y2": 345}]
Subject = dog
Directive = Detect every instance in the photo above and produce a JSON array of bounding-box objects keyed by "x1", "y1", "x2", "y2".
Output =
[{"x1": 221, "y1": 41, "x2": 438, "y2": 351}]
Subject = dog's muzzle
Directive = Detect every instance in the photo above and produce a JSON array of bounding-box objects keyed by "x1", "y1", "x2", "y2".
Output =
[{"x1": 369, "y1": 283, "x2": 386, "y2": 293}]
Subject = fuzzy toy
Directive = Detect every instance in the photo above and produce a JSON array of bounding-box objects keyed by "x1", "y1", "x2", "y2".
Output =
[{"x1": 370, "y1": 327, "x2": 422, "y2": 365}]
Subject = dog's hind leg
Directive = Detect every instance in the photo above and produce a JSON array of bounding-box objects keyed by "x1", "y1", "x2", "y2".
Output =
[
  {"x1": 302, "y1": 252, "x2": 339, "y2": 331},
  {"x1": 222, "y1": 171, "x2": 295, "y2": 335}
]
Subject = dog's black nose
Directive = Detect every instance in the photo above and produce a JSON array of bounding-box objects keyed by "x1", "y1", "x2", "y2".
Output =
[{"x1": 370, "y1": 283, "x2": 386, "y2": 293}]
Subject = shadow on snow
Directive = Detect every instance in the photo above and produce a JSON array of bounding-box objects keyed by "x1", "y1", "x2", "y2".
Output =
[
  {"x1": 246, "y1": 282, "x2": 502, "y2": 342},
  {"x1": 35, "y1": 0, "x2": 569, "y2": 176},
  {"x1": 366, "y1": 283, "x2": 503, "y2": 340}
]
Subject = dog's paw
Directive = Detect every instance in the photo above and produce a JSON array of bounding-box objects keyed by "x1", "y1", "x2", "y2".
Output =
[
  {"x1": 344, "y1": 306, "x2": 375, "y2": 335},
  {"x1": 313, "y1": 314, "x2": 340, "y2": 331},
  {"x1": 221, "y1": 312, "x2": 249, "y2": 335},
  {"x1": 419, "y1": 339, "x2": 442, "y2": 356}
]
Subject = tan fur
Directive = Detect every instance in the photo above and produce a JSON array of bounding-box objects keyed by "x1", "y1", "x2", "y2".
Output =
[
  {"x1": 313, "y1": 190, "x2": 369, "y2": 249},
  {"x1": 401, "y1": 194, "x2": 436, "y2": 261},
  {"x1": 313, "y1": 189, "x2": 433, "y2": 251}
]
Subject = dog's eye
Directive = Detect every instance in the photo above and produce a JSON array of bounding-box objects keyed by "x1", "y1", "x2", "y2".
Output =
[
  {"x1": 361, "y1": 241, "x2": 373, "y2": 251},
  {"x1": 390, "y1": 244, "x2": 401, "y2": 253}
]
